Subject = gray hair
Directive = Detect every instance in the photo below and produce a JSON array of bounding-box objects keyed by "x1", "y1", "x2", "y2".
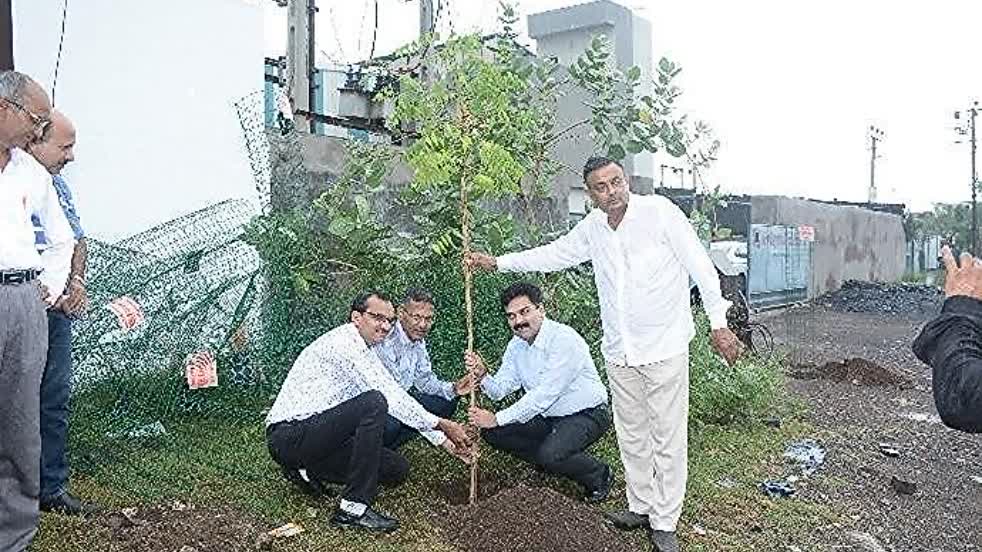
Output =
[{"x1": 0, "y1": 71, "x2": 33, "y2": 103}]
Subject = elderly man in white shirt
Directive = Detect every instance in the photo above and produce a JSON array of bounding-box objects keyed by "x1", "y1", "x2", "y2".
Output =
[
  {"x1": 373, "y1": 288, "x2": 474, "y2": 449},
  {"x1": 0, "y1": 71, "x2": 75, "y2": 552},
  {"x1": 265, "y1": 291, "x2": 472, "y2": 533},
  {"x1": 467, "y1": 157, "x2": 743, "y2": 552},
  {"x1": 466, "y1": 282, "x2": 614, "y2": 503}
]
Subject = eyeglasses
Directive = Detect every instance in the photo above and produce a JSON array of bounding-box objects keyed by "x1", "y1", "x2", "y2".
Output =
[
  {"x1": 4, "y1": 99, "x2": 50, "y2": 135},
  {"x1": 587, "y1": 176, "x2": 626, "y2": 195},
  {"x1": 405, "y1": 312, "x2": 435, "y2": 325},
  {"x1": 363, "y1": 310, "x2": 396, "y2": 325}
]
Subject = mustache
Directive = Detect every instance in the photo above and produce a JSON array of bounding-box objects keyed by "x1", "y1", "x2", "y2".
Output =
[{"x1": 511, "y1": 323, "x2": 530, "y2": 331}]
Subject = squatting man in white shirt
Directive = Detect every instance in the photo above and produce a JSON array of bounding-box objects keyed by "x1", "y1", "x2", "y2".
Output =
[
  {"x1": 467, "y1": 156, "x2": 744, "y2": 552},
  {"x1": 265, "y1": 291, "x2": 473, "y2": 533},
  {"x1": 466, "y1": 282, "x2": 614, "y2": 503}
]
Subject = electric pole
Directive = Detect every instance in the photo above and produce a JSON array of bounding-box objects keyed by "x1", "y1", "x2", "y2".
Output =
[
  {"x1": 420, "y1": 0, "x2": 435, "y2": 35},
  {"x1": 955, "y1": 101, "x2": 979, "y2": 255},
  {"x1": 868, "y1": 125, "x2": 885, "y2": 204},
  {"x1": 286, "y1": 0, "x2": 316, "y2": 132}
]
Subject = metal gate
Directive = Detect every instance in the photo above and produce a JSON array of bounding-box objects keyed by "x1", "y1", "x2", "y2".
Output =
[{"x1": 748, "y1": 224, "x2": 812, "y2": 308}]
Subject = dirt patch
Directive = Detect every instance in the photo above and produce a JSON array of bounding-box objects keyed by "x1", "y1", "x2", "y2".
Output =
[
  {"x1": 767, "y1": 306, "x2": 982, "y2": 551},
  {"x1": 436, "y1": 470, "x2": 513, "y2": 506},
  {"x1": 97, "y1": 504, "x2": 268, "y2": 552},
  {"x1": 435, "y1": 483, "x2": 637, "y2": 552},
  {"x1": 789, "y1": 357, "x2": 912, "y2": 386}
]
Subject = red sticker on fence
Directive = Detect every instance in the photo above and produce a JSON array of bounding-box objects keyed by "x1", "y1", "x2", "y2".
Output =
[
  {"x1": 798, "y1": 225, "x2": 816, "y2": 242},
  {"x1": 186, "y1": 351, "x2": 218, "y2": 390},
  {"x1": 106, "y1": 296, "x2": 145, "y2": 331}
]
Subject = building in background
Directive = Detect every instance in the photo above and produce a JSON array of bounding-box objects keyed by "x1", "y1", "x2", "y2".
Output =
[{"x1": 14, "y1": 0, "x2": 262, "y2": 241}]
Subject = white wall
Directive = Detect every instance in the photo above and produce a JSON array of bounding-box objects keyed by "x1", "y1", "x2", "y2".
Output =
[{"x1": 14, "y1": 0, "x2": 262, "y2": 241}]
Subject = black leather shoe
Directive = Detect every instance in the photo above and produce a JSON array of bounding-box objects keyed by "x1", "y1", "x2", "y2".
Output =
[
  {"x1": 281, "y1": 467, "x2": 332, "y2": 497},
  {"x1": 650, "y1": 530, "x2": 680, "y2": 552},
  {"x1": 40, "y1": 492, "x2": 102, "y2": 516},
  {"x1": 330, "y1": 507, "x2": 399, "y2": 533},
  {"x1": 604, "y1": 509, "x2": 649, "y2": 530},
  {"x1": 584, "y1": 464, "x2": 614, "y2": 503}
]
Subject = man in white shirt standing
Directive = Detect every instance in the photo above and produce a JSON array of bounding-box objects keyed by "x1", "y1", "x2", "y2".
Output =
[
  {"x1": 373, "y1": 288, "x2": 474, "y2": 449},
  {"x1": 467, "y1": 157, "x2": 743, "y2": 552},
  {"x1": 265, "y1": 291, "x2": 472, "y2": 533},
  {"x1": 0, "y1": 71, "x2": 75, "y2": 552},
  {"x1": 27, "y1": 110, "x2": 99, "y2": 516},
  {"x1": 466, "y1": 282, "x2": 614, "y2": 503}
]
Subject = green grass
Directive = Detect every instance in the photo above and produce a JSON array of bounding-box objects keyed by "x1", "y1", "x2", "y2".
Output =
[{"x1": 33, "y1": 392, "x2": 842, "y2": 552}]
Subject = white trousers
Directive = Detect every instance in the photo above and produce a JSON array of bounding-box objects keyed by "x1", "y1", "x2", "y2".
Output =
[{"x1": 607, "y1": 352, "x2": 689, "y2": 532}]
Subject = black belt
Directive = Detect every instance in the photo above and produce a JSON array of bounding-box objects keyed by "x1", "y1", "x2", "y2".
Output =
[{"x1": 0, "y1": 269, "x2": 41, "y2": 285}]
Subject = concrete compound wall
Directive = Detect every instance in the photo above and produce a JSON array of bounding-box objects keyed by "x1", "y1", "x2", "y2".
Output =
[
  {"x1": 751, "y1": 196, "x2": 907, "y2": 297},
  {"x1": 269, "y1": 131, "x2": 568, "y2": 231}
]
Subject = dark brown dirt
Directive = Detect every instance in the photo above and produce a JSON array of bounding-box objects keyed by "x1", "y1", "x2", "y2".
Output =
[
  {"x1": 762, "y1": 306, "x2": 982, "y2": 551},
  {"x1": 95, "y1": 504, "x2": 268, "y2": 552},
  {"x1": 789, "y1": 357, "x2": 912, "y2": 386},
  {"x1": 435, "y1": 483, "x2": 638, "y2": 552},
  {"x1": 436, "y1": 470, "x2": 512, "y2": 505}
]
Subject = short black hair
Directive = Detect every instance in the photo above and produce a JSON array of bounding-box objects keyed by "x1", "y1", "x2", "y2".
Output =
[
  {"x1": 351, "y1": 290, "x2": 391, "y2": 313},
  {"x1": 403, "y1": 288, "x2": 434, "y2": 306},
  {"x1": 583, "y1": 156, "x2": 623, "y2": 182},
  {"x1": 500, "y1": 282, "x2": 544, "y2": 311}
]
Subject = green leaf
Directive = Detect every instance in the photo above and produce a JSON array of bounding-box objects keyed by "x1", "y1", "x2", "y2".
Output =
[
  {"x1": 354, "y1": 196, "x2": 370, "y2": 218},
  {"x1": 607, "y1": 143, "x2": 626, "y2": 160},
  {"x1": 626, "y1": 140, "x2": 644, "y2": 154},
  {"x1": 627, "y1": 66, "x2": 642, "y2": 81},
  {"x1": 328, "y1": 216, "x2": 355, "y2": 236}
]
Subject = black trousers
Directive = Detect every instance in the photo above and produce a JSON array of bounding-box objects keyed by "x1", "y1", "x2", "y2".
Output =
[
  {"x1": 266, "y1": 390, "x2": 409, "y2": 506},
  {"x1": 483, "y1": 404, "x2": 612, "y2": 490},
  {"x1": 383, "y1": 392, "x2": 457, "y2": 449}
]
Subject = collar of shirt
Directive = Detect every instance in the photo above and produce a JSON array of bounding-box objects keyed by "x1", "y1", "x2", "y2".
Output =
[{"x1": 513, "y1": 317, "x2": 558, "y2": 353}]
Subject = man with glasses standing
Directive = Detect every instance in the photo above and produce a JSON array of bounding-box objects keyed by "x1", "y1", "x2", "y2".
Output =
[
  {"x1": 467, "y1": 157, "x2": 743, "y2": 552},
  {"x1": 265, "y1": 291, "x2": 473, "y2": 533},
  {"x1": 0, "y1": 71, "x2": 74, "y2": 552},
  {"x1": 26, "y1": 110, "x2": 99, "y2": 516},
  {"x1": 373, "y1": 288, "x2": 475, "y2": 449}
]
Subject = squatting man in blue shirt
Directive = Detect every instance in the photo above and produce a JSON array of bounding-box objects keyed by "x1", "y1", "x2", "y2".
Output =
[
  {"x1": 373, "y1": 288, "x2": 477, "y2": 449},
  {"x1": 466, "y1": 282, "x2": 615, "y2": 503}
]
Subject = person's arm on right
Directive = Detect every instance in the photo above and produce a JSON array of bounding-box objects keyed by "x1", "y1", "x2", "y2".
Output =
[{"x1": 912, "y1": 246, "x2": 982, "y2": 433}]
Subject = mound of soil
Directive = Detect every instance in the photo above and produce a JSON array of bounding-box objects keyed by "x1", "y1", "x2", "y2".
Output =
[
  {"x1": 436, "y1": 470, "x2": 512, "y2": 505},
  {"x1": 436, "y1": 483, "x2": 638, "y2": 552},
  {"x1": 98, "y1": 505, "x2": 267, "y2": 552},
  {"x1": 789, "y1": 357, "x2": 912, "y2": 386}
]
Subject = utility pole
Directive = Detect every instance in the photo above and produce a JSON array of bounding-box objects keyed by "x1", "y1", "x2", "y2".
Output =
[
  {"x1": 867, "y1": 125, "x2": 885, "y2": 204},
  {"x1": 672, "y1": 166, "x2": 684, "y2": 188},
  {"x1": 955, "y1": 101, "x2": 979, "y2": 255},
  {"x1": 285, "y1": 0, "x2": 316, "y2": 132},
  {"x1": 420, "y1": 0, "x2": 435, "y2": 35}
]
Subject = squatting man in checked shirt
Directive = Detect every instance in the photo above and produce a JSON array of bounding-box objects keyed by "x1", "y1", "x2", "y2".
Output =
[
  {"x1": 465, "y1": 281, "x2": 615, "y2": 503},
  {"x1": 373, "y1": 288, "x2": 477, "y2": 450},
  {"x1": 467, "y1": 156, "x2": 744, "y2": 552},
  {"x1": 265, "y1": 291, "x2": 473, "y2": 533}
]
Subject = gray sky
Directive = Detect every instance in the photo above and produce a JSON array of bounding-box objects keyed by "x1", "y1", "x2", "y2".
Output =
[{"x1": 264, "y1": 0, "x2": 982, "y2": 212}]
